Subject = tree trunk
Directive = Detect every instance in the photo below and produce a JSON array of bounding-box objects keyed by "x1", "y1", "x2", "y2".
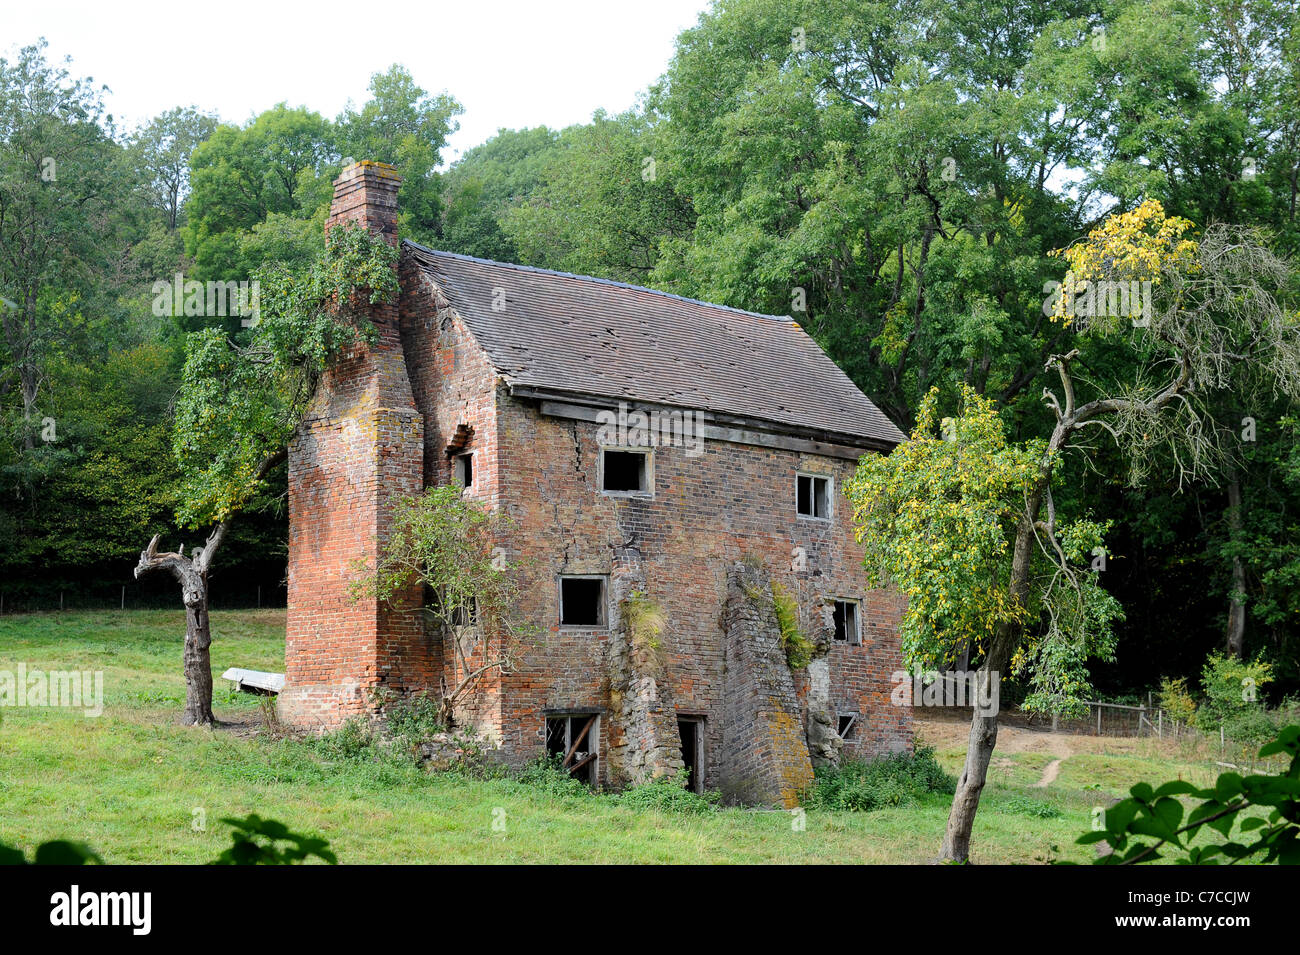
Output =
[
  {"x1": 135, "y1": 525, "x2": 228, "y2": 728},
  {"x1": 939, "y1": 474, "x2": 1047, "y2": 863},
  {"x1": 182, "y1": 596, "x2": 215, "y2": 726},
  {"x1": 1225, "y1": 476, "x2": 1246, "y2": 659},
  {"x1": 939, "y1": 666, "x2": 1001, "y2": 862}
]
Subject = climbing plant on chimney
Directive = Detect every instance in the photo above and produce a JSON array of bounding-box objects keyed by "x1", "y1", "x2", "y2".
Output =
[{"x1": 135, "y1": 223, "x2": 398, "y2": 726}]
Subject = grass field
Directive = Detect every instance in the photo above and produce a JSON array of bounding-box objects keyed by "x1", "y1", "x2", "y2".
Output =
[{"x1": 0, "y1": 610, "x2": 1237, "y2": 864}]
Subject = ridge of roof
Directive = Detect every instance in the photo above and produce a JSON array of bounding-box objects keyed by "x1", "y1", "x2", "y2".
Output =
[{"x1": 402, "y1": 239, "x2": 797, "y2": 325}]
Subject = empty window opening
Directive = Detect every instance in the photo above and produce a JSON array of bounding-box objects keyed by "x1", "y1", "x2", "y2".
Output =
[
  {"x1": 678, "y1": 717, "x2": 705, "y2": 793},
  {"x1": 833, "y1": 599, "x2": 861, "y2": 645},
  {"x1": 430, "y1": 589, "x2": 476, "y2": 628},
  {"x1": 546, "y1": 714, "x2": 599, "y2": 785},
  {"x1": 797, "y1": 474, "x2": 831, "y2": 519},
  {"x1": 601, "y1": 449, "x2": 649, "y2": 494},
  {"x1": 451, "y1": 595, "x2": 477, "y2": 628},
  {"x1": 837, "y1": 714, "x2": 858, "y2": 740},
  {"x1": 560, "y1": 576, "x2": 607, "y2": 628},
  {"x1": 454, "y1": 452, "x2": 474, "y2": 488}
]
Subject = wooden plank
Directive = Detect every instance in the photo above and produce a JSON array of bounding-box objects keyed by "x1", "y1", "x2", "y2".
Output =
[
  {"x1": 220, "y1": 667, "x2": 285, "y2": 694},
  {"x1": 566, "y1": 752, "x2": 597, "y2": 774},
  {"x1": 531, "y1": 396, "x2": 881, "y2": 461},
  {"x1": 562, "y1": 715, "x2": 596, "y2": 768}
]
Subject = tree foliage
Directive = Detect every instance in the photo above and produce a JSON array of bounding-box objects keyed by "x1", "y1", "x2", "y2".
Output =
[
  {"x1": 847, "y1": 385, "x2": 1121, "y2": 714},
  {"x1": 172, "y1": 223, "x2": 396, "y2": 527}
]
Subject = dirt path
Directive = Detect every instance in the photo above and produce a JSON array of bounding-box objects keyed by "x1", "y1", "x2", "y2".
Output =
[{"x1": 1032, "y1": 758, "x2": 1063, "y2": 788}]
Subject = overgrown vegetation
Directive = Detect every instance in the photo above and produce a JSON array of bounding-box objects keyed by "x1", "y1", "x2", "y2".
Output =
[
  {"x1": 353, "y1": 485, "x2": 538, "y2": 727},
  {"x1": 621, "y1": 590, "x2": 667, "y2": 673},
  {"x1": 1196, "y1": 653, "x2": 1276, "y2": 743},
  {"x1": 771, "y1": 580, "x2": 815, "y2": 670},
  {"x1": 802, "y1": 747, "x2": 955, "y2": 812},
  {"x1": 1078, "y1": 725, "x2": 1300, "y2": 864},
  {"x1": 616, "y1": 778, "x2": 721, "y2": 815},
  {"x1": 1159, "y1": 676, "x2": 1198, "y2": 726}
]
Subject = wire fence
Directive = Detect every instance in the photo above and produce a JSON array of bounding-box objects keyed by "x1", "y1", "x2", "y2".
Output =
[
  {"x1": 926, "y1": 688, "x2": 1289, "y2": 774},
  {"x1": 0, "y1": 579, "x2": 287, "y2": 615}
]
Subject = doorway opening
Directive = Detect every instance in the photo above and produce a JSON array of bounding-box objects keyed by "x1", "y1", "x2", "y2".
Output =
[
  {"x1": 677, "y1": 716, "x2": 705, "y2": 793},
  {"x1": 545, "y1": 713, "x2": 599, "y2": 785}
]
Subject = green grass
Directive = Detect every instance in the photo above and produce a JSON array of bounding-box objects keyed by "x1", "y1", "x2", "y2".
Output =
[{"x1": 0, "y1": 610, "x2": 1235, "y2": 864}]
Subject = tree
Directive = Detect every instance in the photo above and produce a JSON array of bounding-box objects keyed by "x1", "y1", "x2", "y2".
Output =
[
  {"x1": 850, "y1": 200, "x2": 1300, "y2": 862},
  {"x1": 499, "y1": 111, "x2": 695, "y2": 282},
  {"x1": 183, "y1": 104, "x2": 337, "y2": 283},
  {"x1": 355, "y1": 484, "x2": 538, "y2": 728},
  {"x1": 337, "y1": 65, "x2": 462, "y2": 244},
  {"x1": 437, "y1": 125, "x2": 559, "y2": 261},
  {"x1": 135, "y1": 224, "x2": 398, "y2": 726},
  {"x1": 130, "y1": 106, "x2": 218, "y2": 230},
  {"x1": 0, "y1": 40, "x2": 126, "y2": 447}
]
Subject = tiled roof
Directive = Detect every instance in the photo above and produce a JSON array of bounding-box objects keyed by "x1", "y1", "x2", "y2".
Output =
[{"x1": 404, "y1": 242, "x2": 906, "y2": 448}]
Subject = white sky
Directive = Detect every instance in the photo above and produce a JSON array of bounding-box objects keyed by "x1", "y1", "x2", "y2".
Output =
[{"x1": 3, "y1": 0, "x2": 712, "y2": 161}]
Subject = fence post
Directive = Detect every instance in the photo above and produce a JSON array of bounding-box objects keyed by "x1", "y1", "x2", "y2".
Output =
[
  {"x1": 121, "y1": 585, "x2": 125, "y2": 610},
  {"x1": 1158, "y1": 709, "x2": 1162, "y2": 738},
  {"x1": 1096, "y1": 705, "x2": 1102, "y2": 736}
]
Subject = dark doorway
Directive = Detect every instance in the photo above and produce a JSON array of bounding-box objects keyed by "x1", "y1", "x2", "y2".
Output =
[
  {"x1": 677, "y1": 717, "x2": 704, "y2": 792},
  {"x1": 546, "y1": 714, "x2": 599, "y2": 785}
]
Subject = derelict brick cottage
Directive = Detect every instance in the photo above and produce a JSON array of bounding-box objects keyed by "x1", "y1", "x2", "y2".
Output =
[{"x1": 278, "y1": 161, "x2": 912, "y2": 806}]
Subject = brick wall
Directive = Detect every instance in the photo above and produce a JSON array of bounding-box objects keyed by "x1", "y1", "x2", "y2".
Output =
[
  {"x1": 281, "y1": 163, "x2": 913, "y2": 783},
  {"x1": 279, "y1": 163, "x2": 428, "y2": 729},
  {"x1": 481, "y1": 389, "x2": 912, "y2": 793}
]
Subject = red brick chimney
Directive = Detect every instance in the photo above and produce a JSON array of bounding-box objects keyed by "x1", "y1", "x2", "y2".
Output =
[
  {"x1": 279, "y1": 161, "x2": 430, "y2": 729},
  {"x1": 324, "y1": 160, "x2": 402, "y2": 244}
]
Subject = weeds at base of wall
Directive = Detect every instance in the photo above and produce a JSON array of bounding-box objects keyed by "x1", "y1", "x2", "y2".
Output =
[
  {"x1": 615, "y1": 776, "x2": 721, "y2": 814},
  {"x1": 802, "y1": 746, "x2": 955, "y2": 812}
]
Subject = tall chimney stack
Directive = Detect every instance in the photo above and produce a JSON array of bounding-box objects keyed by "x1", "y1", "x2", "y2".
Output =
[
  {"x1": 279, "y1": 161, "x2": 429, "y2": 729},
  {"x1": 325, "y1": 160, "x2": 402, "y2": 244}
]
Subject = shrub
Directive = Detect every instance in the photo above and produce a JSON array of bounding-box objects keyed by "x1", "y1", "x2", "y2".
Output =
[
  {"x1": 1197, "y1": 653, "x2": 1273, "y2": 733},
  {"x1": 616, "y1": 777, "x2": 720, "y2": 814},
  {"x1": 382, "y1": 692, "x2": 446, "y2": 746},
  {"x1": 312, "y1": 717, "x2": 380, "y2": 761},
  {"x1": 1222, "y1": 707, "x2": 1278, "y2": 746},
  {"x1": 803, "y1": 746, "x2": 954, "y2": 812},
  {"x1": 1003, "y1": 795, "x2": 1063, "y2": 819},
  {"x1": 516, "y1": 754, "x2": 595, "y2": 799},
  {"x1": 1159, "y1": 676, "x2": 1197, "y2": 726}
]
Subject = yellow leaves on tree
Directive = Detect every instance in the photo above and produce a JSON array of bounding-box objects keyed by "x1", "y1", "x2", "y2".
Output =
[{"x1": 1048, "y1": 198, "x2": 1198, "y2": 327}]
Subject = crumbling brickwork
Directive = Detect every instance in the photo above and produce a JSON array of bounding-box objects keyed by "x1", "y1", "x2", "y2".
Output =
[
  {"x1": 280, "y1": 162, "x2": 913, "y2": 802},
  {"x1": 719, "y1": 562, "x2": 815, "y2": 806}
]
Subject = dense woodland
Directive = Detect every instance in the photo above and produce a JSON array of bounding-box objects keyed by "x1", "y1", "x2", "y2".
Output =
[{"x1": 3, "y1": 0, "x2": 1300, "y2": 700}]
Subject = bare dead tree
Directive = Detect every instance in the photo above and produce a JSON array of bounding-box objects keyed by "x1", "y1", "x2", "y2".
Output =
[{"x1": 135, "y1": 448, "x2": 286, "y2": 727}]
